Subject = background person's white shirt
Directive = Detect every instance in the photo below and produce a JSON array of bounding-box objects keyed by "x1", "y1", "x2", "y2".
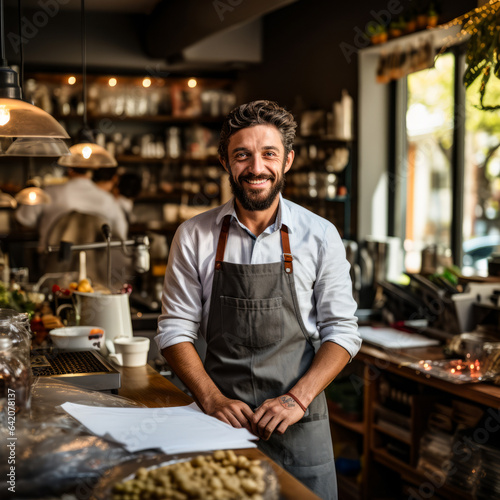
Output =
[
  {"x1": 156, "y1": 195, "x2": 361, "y2": 359},
  {"x1": 16, "y1": 177, "x2": 128, "y2": 250}
]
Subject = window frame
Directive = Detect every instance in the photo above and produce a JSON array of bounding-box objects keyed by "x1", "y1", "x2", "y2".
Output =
[{"x1": 391, "y1": 43, "x2": 468, "y2": 267}]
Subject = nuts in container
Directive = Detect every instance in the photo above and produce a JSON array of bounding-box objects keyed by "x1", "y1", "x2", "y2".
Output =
[{"x1": 111, "y1": 450, "x2": 272, "y2": 500}]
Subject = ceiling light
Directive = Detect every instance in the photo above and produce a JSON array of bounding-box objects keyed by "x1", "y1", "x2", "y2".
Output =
[
  {"x1": 142, "y1": 78, "x2": 151, "y2": 88},
  {"x1": 57, "y1": 0, "x2": 116, "y2": 169},
  {"x1": 0, "y1": 90, "x2": 69, "y2": 138},
  {"x1": 68, "y1": 76, "x2": 76, "y2": 85},
  {"x1": 58, "y1": 129, "x2": 117, "y2": 168},
  {"x1": 188, "y1": 78, "x2": 197, "y2": 88},
  {"x1": 15, "y1": 186, "x2": 51, "y2": 206},
  {"x1": 0, "y1": 0, "x2": 69, "y2": 139},
  {"x1": 108, "y1": 78, "x2": 117, "y2": 87},
  {"x1": 4, "y1": 137, "x2": 70, "y2": 156},
  {"x1": 0, "y1": 190, "x2": 16, "y2": 208}
]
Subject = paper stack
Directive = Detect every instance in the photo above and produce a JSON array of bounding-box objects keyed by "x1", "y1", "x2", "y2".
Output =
[{"x1": 61, "y1": 402, "x2": 257, "y2": 454}]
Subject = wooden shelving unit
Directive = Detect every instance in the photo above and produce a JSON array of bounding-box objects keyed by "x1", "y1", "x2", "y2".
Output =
[{"x1": 329, "y1": 345, "x2": 500, "y2": 499}]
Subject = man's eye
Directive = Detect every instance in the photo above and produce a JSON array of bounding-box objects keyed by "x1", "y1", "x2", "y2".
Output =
[
  {"x1": 264, "y1": 151, "x2": 276, "y2": 157},
  {"x1": 235, "y1": 153, "x2": 248, "y2": 159}
]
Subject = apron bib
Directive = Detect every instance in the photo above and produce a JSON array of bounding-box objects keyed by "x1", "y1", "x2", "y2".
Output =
[{"x1": 204, "y1": 215, "x2": 337, "y2": 500}]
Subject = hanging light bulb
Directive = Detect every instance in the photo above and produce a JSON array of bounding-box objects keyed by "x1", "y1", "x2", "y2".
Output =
[
  {"x1": 0, "y1": 105, "x2": 10, "y2": 126},
  {"x1": 57, "y1": 0, "x2": 116, "y2": 169},
  {"x1": 15, "y1": 186, "x2": 51, "y2": 206},
  {"x1": 82, "y1": 145, "x2": 92, "y2": 159},
  {"x1": 58, "y1": 129, "x2": 117, "y2": 168}
]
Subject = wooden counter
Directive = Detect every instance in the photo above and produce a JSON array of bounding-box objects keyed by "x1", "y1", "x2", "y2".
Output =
[
  {"x1": 357, "y1": 343, "x2": 500, "y2": 408},
  {"x1": 117, "y1": 364, "x2": 321, "y2": 500}
]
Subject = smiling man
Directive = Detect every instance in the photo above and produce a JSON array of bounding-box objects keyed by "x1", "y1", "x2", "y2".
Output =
[{"x1": 156, "y1": 100, "x2": 361, "y2": 500}]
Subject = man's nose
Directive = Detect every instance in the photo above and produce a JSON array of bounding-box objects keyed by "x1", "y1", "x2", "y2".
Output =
[{"x1": 248, "y1": 155, "x2": 266, "y2": 175}]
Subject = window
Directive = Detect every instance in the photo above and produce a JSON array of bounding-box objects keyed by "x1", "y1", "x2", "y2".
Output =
[{"x1": 396, "y1": 48, "x2": 500, "y2": 275}]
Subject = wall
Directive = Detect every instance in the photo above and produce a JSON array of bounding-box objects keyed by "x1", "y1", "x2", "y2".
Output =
[{"x1": 236, "y1": 0, "x2": 477, "y2": 239}]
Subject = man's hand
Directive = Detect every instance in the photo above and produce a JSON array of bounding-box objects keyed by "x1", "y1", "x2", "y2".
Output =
[
  {"x1": 205, "y1": 394, "x2": 255, "y2": 431},
  {"x1": 251, "y1": 394, "x2": 305, "y2": 441}
]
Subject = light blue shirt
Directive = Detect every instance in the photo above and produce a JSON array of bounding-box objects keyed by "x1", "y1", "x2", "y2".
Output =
[{"x1": 155, "y1": 195, "x2": 361, "y2": 359}]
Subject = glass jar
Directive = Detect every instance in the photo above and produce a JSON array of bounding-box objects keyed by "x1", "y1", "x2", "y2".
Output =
[
  {"x1": 0, "y1": 337, "x2": 31, "y2": 421},
  {"x1": 0, "y1": 310, "x2": 31, "y2": 365}
]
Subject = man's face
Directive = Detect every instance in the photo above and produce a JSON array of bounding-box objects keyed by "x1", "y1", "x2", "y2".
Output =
[{"x1": 222, "y1": 124, "x2": 294, "y2": 212}]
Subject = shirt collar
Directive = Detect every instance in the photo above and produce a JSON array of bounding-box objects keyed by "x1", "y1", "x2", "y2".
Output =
[{"x1": 215, "y1": 194, "x2": 294, "y2": 234}]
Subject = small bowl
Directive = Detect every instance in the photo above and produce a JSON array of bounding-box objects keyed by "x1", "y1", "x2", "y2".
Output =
[{"x1": 49, "y1": 326, "x2": 105, "y2": 351}]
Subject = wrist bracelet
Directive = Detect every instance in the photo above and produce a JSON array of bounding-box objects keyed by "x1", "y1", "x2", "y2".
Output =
[{"x1": 285, "y1": 391, "x2": 307, "y2": 413}]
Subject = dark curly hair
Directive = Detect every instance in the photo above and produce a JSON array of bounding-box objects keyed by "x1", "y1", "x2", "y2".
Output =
[{"x1": 218, "y1": 100, "x2": 297, "y2": 165}]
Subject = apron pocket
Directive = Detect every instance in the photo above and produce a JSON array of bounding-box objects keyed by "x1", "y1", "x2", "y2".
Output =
[{"x1": 221, "y1": 296, "x2": 283, "y2": 348}]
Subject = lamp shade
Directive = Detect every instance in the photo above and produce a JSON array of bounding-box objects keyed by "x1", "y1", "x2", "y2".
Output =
[
  {"x1": 57, "y1": 142, "x2": 117, "y2": 168},
  {"x1": 0, "y1": 190, "x2": 16, "y2": 208},
  {"x1": 0, "y1": 99, "x2": 69, "y2": 139},
  {"x1": 15, "y1": 186, "x2": 51, "y2": 205},
  {"x1": 5, "y1": 137, "x2": 70, "y2": 157}
]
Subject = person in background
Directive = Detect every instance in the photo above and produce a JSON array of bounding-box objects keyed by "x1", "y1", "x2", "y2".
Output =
[
  {"x1": 15, "y1": 166, "x2": 128, "y2": 251},
  {"x1": 115, "y1": 171, "x2": 142, "y2": 224},
  {"x1": 93, "y1": 166, "x2": 119, "y2": 194},
  {"x1": 156, "y1": 100, "x2": 361, "y2": 500}
]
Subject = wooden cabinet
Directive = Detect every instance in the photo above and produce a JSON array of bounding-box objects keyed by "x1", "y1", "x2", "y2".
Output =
[{"x1": 328, "y1": 345, "x2": 500, "y2": 500}]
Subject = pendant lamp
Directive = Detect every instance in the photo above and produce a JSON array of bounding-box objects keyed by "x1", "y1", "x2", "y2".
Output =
[
  {"x1": 15, "y1": 186, "x2": 51, "y2": 205},
  {"x1": 6, "y1": 137, "x2": 70, "y2": 156},
  {"x1": 0, "y1": 0, "x2": 69, "y2": 140},
  {"x1": 0, "y1": 190, "x2": 16, "y2": 208},
  {"x1": 57, "y1": 0, "x2": 116, "y2": 169}
]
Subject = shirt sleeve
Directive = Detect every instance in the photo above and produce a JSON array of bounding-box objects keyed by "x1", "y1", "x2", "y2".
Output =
[
  {"x1": 15, "y1": 204, "x2": 42, "y2": 228},
  {"x1": 314, "y1": 224, "x2": 361, "y2": 359},
  {"x1": 155, "y1": 222, "x2": 203, "y2": 351}
]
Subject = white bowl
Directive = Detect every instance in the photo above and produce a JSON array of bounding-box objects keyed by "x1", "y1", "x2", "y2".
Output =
[{"x1": 49, "y1": 326, "x2": 105, "y2": 351}]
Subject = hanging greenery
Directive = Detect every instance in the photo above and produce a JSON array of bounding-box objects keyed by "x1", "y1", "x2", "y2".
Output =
[{"x1": 440, "y1": 0, "x2": 500, "y2": 111}]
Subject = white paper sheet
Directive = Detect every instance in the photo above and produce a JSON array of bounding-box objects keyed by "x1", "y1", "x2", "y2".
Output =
[
  {"x1": 359, "y1": 326, "x2": 440, "y2": 349},
  {"x1": 60, "y1": 402, "x2": 258, "y2": 454}
]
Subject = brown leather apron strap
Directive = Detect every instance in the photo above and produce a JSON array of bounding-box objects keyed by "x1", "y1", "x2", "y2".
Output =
[
  {"x1": 215, "y1": 214, "x2": 231, "y2": 270},
  {"x1": 216, "y1": 215, "x2": 293, "y2": 273},
  {"x1": 281, "y1": 224, "x2": 293, "y2": 274}
]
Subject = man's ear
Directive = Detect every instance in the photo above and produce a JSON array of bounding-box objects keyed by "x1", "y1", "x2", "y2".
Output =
[
  {"x1": 219, "y1": 156, "x2": 230, "y2": 174},
  {"x1": 284, "y1": 150, "x2": 295, "y2": 174}
]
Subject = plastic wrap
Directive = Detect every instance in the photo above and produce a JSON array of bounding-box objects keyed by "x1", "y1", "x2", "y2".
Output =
[{"x1": 0, "y1": 377, "x2": 158, "y2": 499}]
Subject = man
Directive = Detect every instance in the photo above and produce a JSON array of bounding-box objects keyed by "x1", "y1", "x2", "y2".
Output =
[
  {"x1": 16, "y1": 166, "x2": 128, "y2": 251},
  {"x1": 156, "y1": 100, "x2": 361, "y2": 500}
]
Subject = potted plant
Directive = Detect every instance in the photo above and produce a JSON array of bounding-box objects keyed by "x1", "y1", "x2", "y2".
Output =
[
  {"x1": 389, "y1": 16, "x2": 407, "y2": 38},
  {"x1": 406, "y1": 9, "x2": 418, "y2": 34},
  {"x1": 427, "y1": 3, "x2": 439, "y2": 28},
  {"x1": 367, "y1": 22, "x2": 388, "y2": 45}
]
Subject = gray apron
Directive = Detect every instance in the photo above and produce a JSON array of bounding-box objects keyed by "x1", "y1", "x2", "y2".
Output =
[{"x1": 205, "y1": 215, "x2": 337, "y2": 500}]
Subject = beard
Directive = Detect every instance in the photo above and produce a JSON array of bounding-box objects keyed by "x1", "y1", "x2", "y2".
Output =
[{"x1": 229, "y1": 169, "x2": 286, "y2": 212}]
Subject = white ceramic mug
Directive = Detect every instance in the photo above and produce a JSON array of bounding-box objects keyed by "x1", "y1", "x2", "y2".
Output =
[{"x1": 106, "y1": 336, "x2": 150, "y2": 367}]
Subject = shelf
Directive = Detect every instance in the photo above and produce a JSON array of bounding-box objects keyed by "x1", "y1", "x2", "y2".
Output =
[
  {"x1": 372, "y1": 441, "x2": 474, "y2": 500},
  {"x1": 116, "y1": 154, "x2": 220, "y2": 165},
  {"x1": 327, "y1": 401, "x2": 364, "y2": 434},
  {"x1": 372, "y1": 423, "x2": 411, "y2": 445},
  {"x1": 288, "y1": 195, "x2": 350, "y2": 204},
  {"x1": 91, "y1": 113, "x2": 225, "y2": 124},
  {"x1": 337, "y1": 474, "x2": 361, "y2": 500},
  {"x1": 295, "y1": 135, "x2": 354, "y2": 145},
  {"x1": 329, "y1": 411, "x2": 364, "y2": 435},
  {"x1": 55, "y1": 113, "x2": 225, "y2": 124}
]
